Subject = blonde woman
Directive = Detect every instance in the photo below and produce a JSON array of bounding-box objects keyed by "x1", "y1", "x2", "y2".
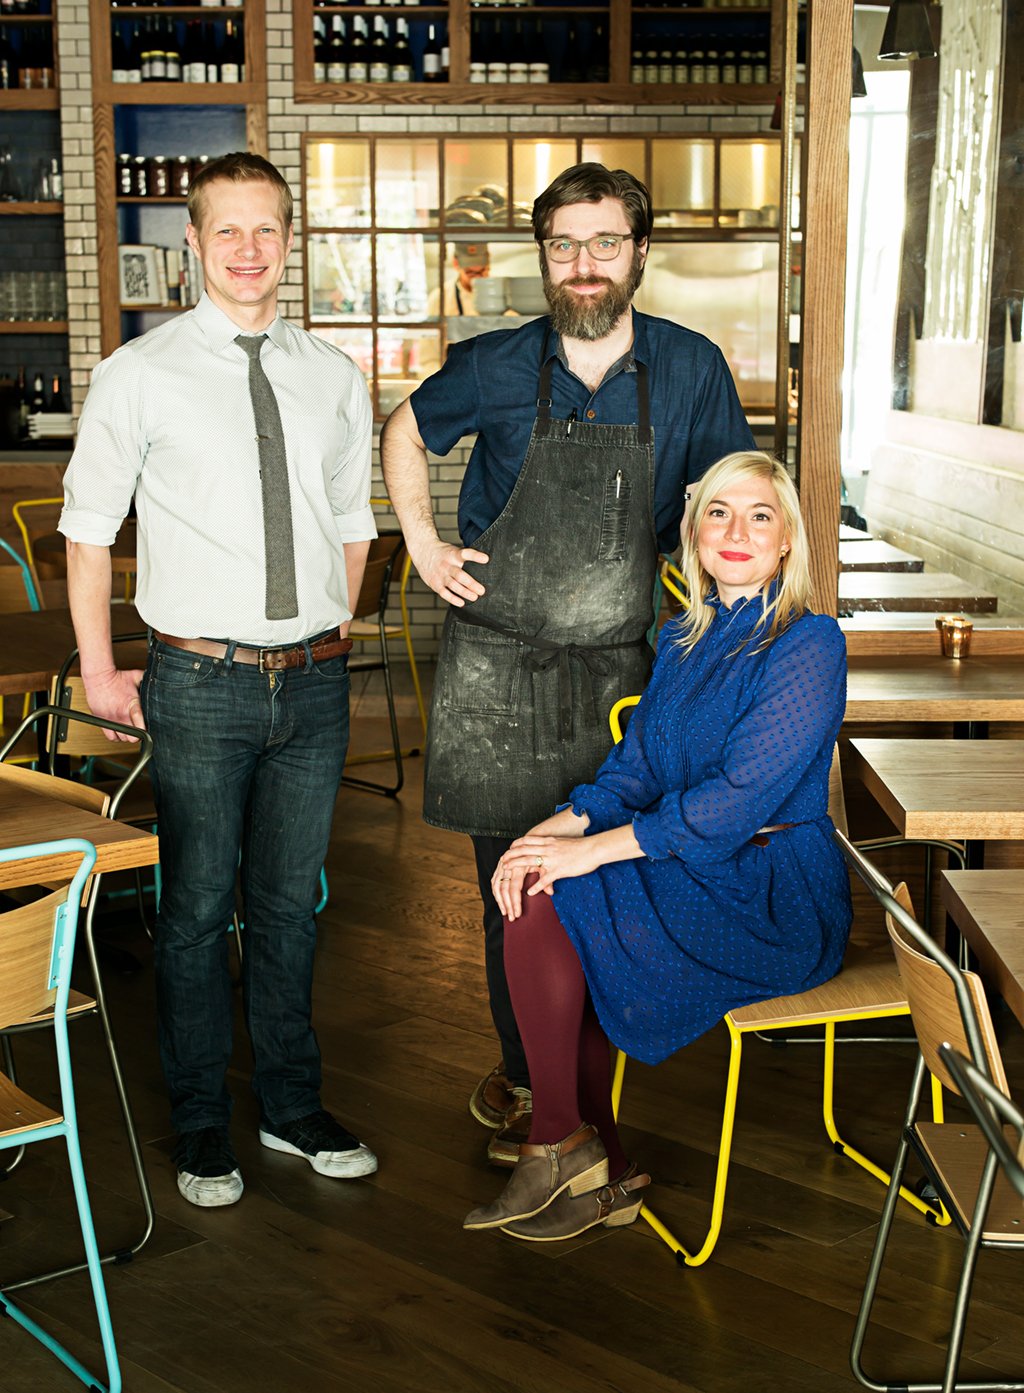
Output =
[{"x1": 464, "y1": 450, "x2": 851, "y2": 1242}]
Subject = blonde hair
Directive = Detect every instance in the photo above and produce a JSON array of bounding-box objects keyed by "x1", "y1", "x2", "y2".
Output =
[{"x1": 674, "y1": 450, "x2": 813, "y2": 657}]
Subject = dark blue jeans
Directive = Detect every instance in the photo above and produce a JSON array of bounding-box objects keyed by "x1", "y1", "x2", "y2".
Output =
[{"x1": 140, "y1": 638, "x2": 349, "y2": 1136}]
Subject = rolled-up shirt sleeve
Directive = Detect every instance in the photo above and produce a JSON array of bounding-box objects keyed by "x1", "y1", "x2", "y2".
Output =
[
  {"x1": 631, "y1": 618, "x2": 847, "y2": 865},
  {"x1": 330, "y1": 363, "x2": 376, "y2": 545},
  {"x1": 59, "y1": 349, "x2": 145, "y2": 546}
]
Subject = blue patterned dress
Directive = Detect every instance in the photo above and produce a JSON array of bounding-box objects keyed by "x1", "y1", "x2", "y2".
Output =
[{"x1": 551, "y1": 592, "x2": 852, "y2": 1065}]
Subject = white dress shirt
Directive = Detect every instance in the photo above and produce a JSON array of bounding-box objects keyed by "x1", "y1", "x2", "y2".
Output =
[{"x1": 60, "y1": 294, "x2": 375, "y2": 645}]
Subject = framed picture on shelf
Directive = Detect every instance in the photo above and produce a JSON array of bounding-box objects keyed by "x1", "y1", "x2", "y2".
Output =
[{"x1": 118, "y1": 244, "x2": 164, "y2": 306}]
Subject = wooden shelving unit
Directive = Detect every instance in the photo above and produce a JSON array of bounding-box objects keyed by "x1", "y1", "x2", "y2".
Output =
[
  {"x1": 90, "y1": 0, "x2": 267, "y2": 355},
  {"x1": 292, "y1": 0, "x2": 782, "y2": 103}
]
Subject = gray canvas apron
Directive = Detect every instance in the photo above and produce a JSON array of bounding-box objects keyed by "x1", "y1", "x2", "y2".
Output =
[{"x1": 424, "y1": 332, "x2": 659, "y2": 839}]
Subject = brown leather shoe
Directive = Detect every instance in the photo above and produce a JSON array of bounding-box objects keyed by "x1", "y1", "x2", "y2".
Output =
[
  {"x1": 469, "y1": 1062, "x2": 518, "y2": 1129},
  {"x1": 486, "y1": 1088, "x2": 532, "y2": 1167},
  {"x1": 463, "y1": 1123, "x2": 608, "y2": 1230},
  {"x1": 501, "y1": 1164, "x2": 651, "y2": 1242}
]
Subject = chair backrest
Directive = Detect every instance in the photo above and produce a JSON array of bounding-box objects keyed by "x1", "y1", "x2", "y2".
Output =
[
  {"x1": 12, "y1": 498, "x2": 65, "y2": 580},
  {"x1": 49, "y1": 676, "x2": 131, "y2": 761},
  {"x1": 828, "y1": 746, "x2": 848, "y2": 837},
  {"x1": 352, "y1": 533, "x2": 406, "y2": 624},
  {"x1": 941, "y1": 1045, "x2": 1024, "y2": 1202},
  {"x1": 0, "y1": 840, "x2": 95, "y2": 1031},
  {"x1": 883, "y1": 880, "x2": 1008, "y2": 1095}
]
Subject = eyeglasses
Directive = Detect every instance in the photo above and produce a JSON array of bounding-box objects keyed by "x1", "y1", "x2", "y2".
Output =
[{"x1": 542, "y1": 233, "x2": 635, "y2": 263}]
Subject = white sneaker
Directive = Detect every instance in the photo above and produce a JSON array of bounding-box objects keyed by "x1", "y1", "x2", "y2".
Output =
[
  {"x1": 259, "y1": 1108, "x2": 378, "y2": 1178},
  {"x1": 174, "y1": 1127, "x2": 244, "y2": 1208}
]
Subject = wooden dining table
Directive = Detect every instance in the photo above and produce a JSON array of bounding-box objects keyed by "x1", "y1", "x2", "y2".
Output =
[
  {"x1": 839, "y1": 540, "x2": 924, "y2": 573},
  {"x1": 848, "y1": 738, "x2": 1024, "y2": 841},
  {"x1": 0, "y1": 771, "x2": 158, "y2": 891},
  {"x1": 839, "y1": 571, "x2": 999, "y2": 614},
  {"x1": 941, "y1": 869, "x2": 1024, "y2": 1028},
  {"x1": 845, "y1": 655, "x2": 1024, "y2": 725},
  {"x1": 0, "y1": 605, "x2": 145, "y2": 699}
]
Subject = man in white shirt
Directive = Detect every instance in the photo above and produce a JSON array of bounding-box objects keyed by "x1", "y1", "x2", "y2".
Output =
[{"x1": 60, "y1": 152, "x2": 378, "y2": 1208}]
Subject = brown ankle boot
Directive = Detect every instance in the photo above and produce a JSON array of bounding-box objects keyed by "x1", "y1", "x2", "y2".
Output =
[{"x1": 463, "y1": 1123, "x2": 608, "y2": 1230}]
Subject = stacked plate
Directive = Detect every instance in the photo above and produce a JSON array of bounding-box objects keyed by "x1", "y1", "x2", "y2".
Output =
[{"x1": 27, "y1": 412, "x2": 75, "y2": 440}]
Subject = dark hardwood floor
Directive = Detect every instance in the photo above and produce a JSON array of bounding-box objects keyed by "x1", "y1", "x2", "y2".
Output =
[{"x1": 2, "y1": 668, "x2": 1023, "y2": 1393}]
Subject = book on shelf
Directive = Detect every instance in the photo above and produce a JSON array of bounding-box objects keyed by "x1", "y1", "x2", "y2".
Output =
[{"x1": 117, "y1": 242, "x2": 204, "y2": 308}]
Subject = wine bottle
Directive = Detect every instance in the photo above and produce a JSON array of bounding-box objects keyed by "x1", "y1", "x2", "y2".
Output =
[
  {"x1": 220, "y1": 19, "x2": 241, "y2": 83},
  {"x1": 391, "y1": 18, "x2": 412, "y2": 81},
  {"x1": 469, "y1": 18, "x2": 485, "y2": 82},
  {"x1": 562, "y1": 24, "x2": 582, "y2": 83},
  {"x1": 586, "y1": 23, "x2": 608, "y2": 83},
  {"x1": 753, "y1": 48, "x2": 768, "y2": 84},
  {"x1": 527, "y1": 21, "x2": 548, "y2": 83},
  {"x1": 737, "y1": 49, "x2": 752, "y2": 84},
  {"x1": 0, "y1": 24, "x2": 17, "y2": 90},
  {"x1": 486, "y1": 20, "x2": 507, "y2": 83},
  {"x1": 140, "y1": 17, "x2": 154, "y2": 80},
  {"x1": 30, "y1": 372, "x2": 46, "y2": 414},
  {"x1": 204, "y1": 21, "x2": 219, "y2": 83},
  {"x1": 422, "y1": 22, "x2": 442, "y2": 82},
  {"x1": 182, "y1": 20, "x2": 205, "y2": 83},
  {"x1": 440, "y1": 26, "x2": 449, "y2": 80},
  {"x1": 689, "y1": 45, "x2": 705, "y2": 83},
  {"x1": 347, "y1": 16, "x2": 369, "y2": 82},
  {"x1": 111, "y1": 23, "x2": 130, "y2": 82},
  {"x1": 164, "y1": 18, "x2": 182, "y2": 81},
  {"x1": 721, "y1": 48, "x2": 736, "y2": 83},
  {"x1": 312, "y1": 15, "x2": 327, "y2": 82},
  {"x1": 673, "y1": 40, "x2": 688, "y2": 84},
  {"x1": 15, "y1": 366, "x2": 29, "y2": 437},
  {"x1": 508, "y1": 17, "x2": 528, "y2": 83},
  {"x1": 643, "y1": 37, "x2": 658, "y2": 84},
  {"x1": 49, "y1": 373, "x2": 69, "y2": 413},
  {"x1": 658, "y1": 37, "x2": 672, "y2": 83},
  {"x1": 326, "y1": 15, "x2": 346, "y2": 82},
  {"x1": 368, "y1": 13, "x2": 390, "y2": 82},
  {"x1": 704, "y1": 45, "x2": 720, "y2": 84},
  {"x1": 148, "y1": 17, "x2": 168, "y2": 81},
  {"x1": 126, "y1": 22, "x2": 143, "y2": 82}
]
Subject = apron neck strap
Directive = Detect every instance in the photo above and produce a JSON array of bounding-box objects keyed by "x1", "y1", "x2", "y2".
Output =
[{"x1": 536, "y1": 326, "x2": 652, "y2": 445}]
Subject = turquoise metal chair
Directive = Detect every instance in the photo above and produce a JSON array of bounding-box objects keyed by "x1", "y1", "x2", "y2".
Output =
[
  {"x1": 0, "y1": 535, "x2": 41, "y2": 611},
  {"x1": 0, "y1": 837, "x2": 123, "y2": 1393}
]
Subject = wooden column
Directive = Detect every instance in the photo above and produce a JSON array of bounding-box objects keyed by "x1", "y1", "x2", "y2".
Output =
[{"x1": 800, "y1": 0, "x2": 852, "y2": 618}]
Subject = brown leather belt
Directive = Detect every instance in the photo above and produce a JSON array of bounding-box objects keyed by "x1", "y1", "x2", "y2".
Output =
[
  {"x1": 750, "y1": 822, "x2": 796, "y2": 848},
  {"x1": 153, "y1": 628, "x2": 353, "y2": 672}
]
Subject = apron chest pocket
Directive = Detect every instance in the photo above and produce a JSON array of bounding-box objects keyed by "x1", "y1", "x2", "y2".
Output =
[
  {"x1": 598, "y1": 470, "x2": 633, "y2": 562},
  {"x1": 438, "y1": 623, "x2": 523, "y2": 717}
]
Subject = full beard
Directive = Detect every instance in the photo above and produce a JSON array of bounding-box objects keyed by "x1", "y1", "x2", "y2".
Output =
[{"x1": 541, "y1": 247, "x2": 646, "y2": 342}]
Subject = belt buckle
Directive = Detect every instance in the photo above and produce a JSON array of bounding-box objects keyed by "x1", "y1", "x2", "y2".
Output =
[{"x1": 257, "y1": 646, "x2": 269, "y2": 673}]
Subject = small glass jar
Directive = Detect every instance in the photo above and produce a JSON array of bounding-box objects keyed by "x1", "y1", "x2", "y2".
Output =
[
  {"x1": 131, "y1": 154, "x2": 149, "y2": 197},
  {"x1": 173, "y1": 154, "x2": 191, "y2": 197},
  {"x1": 149, "y1": 155, "x2": 171, "y2": 198},
  {"x1": 117, "y1": 152, "x2": 133, "y2": 196}
]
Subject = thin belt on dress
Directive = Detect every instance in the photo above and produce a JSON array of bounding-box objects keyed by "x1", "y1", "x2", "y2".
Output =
[
  {"x1": 750, "y1": 821, "x2": 801, "y2": 847},
  {"x1": 452, "y1": 607, "x2": 649, "y2": 740},
  {"x1": 153, "y1": 628, "x2": 353, "y2": 673}
]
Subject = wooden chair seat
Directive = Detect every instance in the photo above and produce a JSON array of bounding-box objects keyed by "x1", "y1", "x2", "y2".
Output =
[
  {"x1": 916, "y1": 1122, "x2": 1024, "y2": 1242},
  {"x1": 729, "y1": 943, "x2": 907, "y2": 1029},
  {"x1": 22, "y1": 989, "x2": 97, "y2": 1026},
  {"x1": 0, "y1": 1069, "x2": 61, "y2": 1136}
]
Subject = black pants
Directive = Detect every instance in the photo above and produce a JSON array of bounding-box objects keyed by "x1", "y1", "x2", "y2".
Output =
[{"x1": 471, "y1": 834, "x2": 529, "y2": 1089}]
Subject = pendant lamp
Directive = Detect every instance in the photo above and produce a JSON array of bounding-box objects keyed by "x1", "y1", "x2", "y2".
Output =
[{"x1": 877, "y1": 0, "x2": 937, "y2": 61}]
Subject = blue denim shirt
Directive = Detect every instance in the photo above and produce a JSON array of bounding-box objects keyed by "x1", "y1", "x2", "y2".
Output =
[{"x1": 409, "y1": 311, "x2": 754, "y2": 554}]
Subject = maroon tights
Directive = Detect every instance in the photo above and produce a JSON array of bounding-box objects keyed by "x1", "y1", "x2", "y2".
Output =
[{"x1": 503, "y1": 882, "x2": 629, "y2": 1178}]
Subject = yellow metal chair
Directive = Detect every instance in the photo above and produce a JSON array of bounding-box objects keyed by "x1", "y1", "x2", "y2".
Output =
[
  {"x1": 842, "y1": 837, "x2": 1024, "y2": 1393},
  {"x1": 12, "y1": 497, "x2": 64, "y2": 582},
  {"x1": 659, "y1": 556, "x2": 689, "y2": 611},
  {"x1": 607, "y1": 694, "x2": 947, "y2": 1267},
  {"x1": 343, "y1": 532, "x2": 413, "y2": 797},
  {"x1": 364, "y1": 496, "x2": 427, "y2": 737}
]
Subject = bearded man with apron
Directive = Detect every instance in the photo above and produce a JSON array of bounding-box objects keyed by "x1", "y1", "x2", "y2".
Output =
[{"x1": 381, "y1": 163, "x2": 753, "y2": 1165}]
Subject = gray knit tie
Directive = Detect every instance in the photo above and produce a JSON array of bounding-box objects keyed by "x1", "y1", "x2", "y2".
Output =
[{"x1": 236, "y1": 333, "x2": 298, "y2": 621}]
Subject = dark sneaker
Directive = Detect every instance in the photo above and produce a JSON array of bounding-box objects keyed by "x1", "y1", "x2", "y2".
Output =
[
  {"x1": 173, "y1": 1127, "x2": 243, "y2": 1208},
  {"x1": 487, "y1": 1087, "x2": 533, "y2": 1167},
  {"x1": 259, "y1": 1109, "x2": 378, "y2": 1179},
  {"x1": 469, "y1": 1062, "x2": 519, "y2": 1129}
]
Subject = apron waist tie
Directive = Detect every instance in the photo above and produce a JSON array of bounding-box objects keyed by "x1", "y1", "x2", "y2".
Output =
[{"x1": 453, "y1": 608, "x2": 648, "y2": 741}]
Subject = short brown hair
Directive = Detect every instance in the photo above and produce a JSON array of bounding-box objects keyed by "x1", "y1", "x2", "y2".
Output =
[
  {"x1": 187, "y1": 152, "x2": 294, "y2": 234},
  {"x1": 532, "y1": 163, "x2": 653, "y2": 246}
]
